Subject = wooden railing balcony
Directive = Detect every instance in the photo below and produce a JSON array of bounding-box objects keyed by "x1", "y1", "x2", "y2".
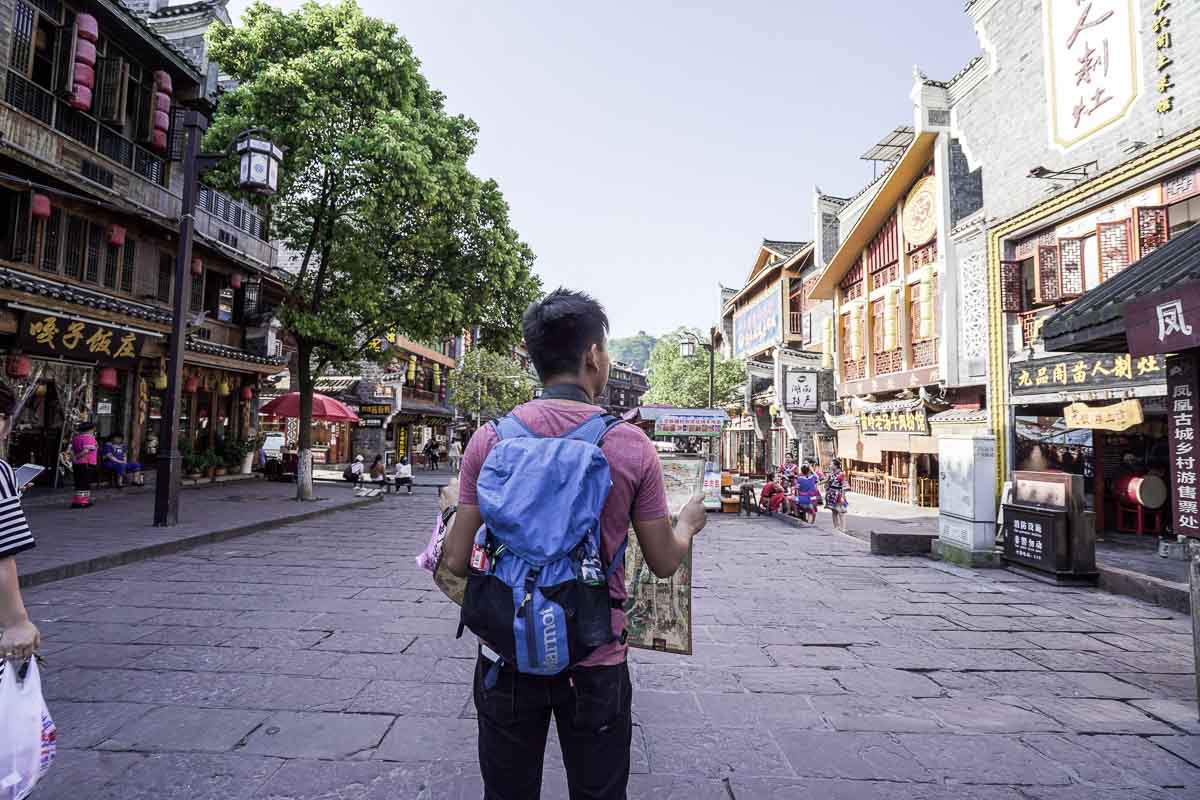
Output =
[
  {"x1": 842, "y1": 359, "x2": 865, "y2": 382},
  {"x1": 874, "y1": 348, "x2": 903, "y2": 375},
  {"x1": 2, "y1": 70, "x2": 177, "y2": 218},
  {"x1": 912, "y1": 338, "x2": 937, "y2": 368},
  {"x1": 195, "y1": 186, "x2": 277, "y2": 269}
]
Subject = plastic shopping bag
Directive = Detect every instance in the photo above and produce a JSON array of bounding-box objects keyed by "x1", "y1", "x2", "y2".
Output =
[
  {"x1": 0, "y1": 658, "x2": 57, "y2": 800},
  {"x1": 415, "y1": 512, "x2": 443, "y2": 573}
]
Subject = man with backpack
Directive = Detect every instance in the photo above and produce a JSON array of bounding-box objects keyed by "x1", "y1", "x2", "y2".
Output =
[{"x1": 443, "y1": 288, "x2": 707, "y2": 800}]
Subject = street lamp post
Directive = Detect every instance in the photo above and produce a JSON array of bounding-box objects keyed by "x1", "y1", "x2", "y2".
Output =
[
  {"x1": 154, "y1": 112, "x2": 282, "y2": 526},
  {"x1": 679, "y1": 330, "x2": 716, "y2": 409}
]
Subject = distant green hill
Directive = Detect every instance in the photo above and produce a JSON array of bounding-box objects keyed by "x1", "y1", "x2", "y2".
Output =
[{"x1": 609, "y1": 331, "x2": 657, "y2": 371}]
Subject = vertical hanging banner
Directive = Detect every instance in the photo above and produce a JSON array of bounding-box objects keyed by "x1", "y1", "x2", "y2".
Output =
[
  {"x1": 1043, "y1": 0, "x2": 1140, "y2": 149},
  {"x1": 1166, "y1": 353, "x2": 1200, "y2": 538}
]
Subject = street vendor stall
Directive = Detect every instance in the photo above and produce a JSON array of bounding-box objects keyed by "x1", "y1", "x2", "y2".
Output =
[{"x1": 623, "y1": 406, "x2": 729, "y2": 510}]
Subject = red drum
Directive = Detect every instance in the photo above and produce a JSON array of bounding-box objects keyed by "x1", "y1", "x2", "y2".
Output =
[{"x1": 1114, "y1": 473, "x2": 1167, "y2": 510}]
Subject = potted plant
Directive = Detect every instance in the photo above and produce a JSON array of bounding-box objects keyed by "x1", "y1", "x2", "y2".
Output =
[
  {"x1": 201, "y1": 448, "x2": 219, "y2": 479},
  {"x1": 222, "y1": 437, "x2": 257, "y2": 476}
]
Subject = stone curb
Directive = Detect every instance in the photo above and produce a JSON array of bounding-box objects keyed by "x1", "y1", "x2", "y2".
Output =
[
  {"x1": 1097, "y1": 562, "x2": 1190, "y2": 614},
  {"x1": 18, "y1": 494, "x2": 384, "y2": 589}
]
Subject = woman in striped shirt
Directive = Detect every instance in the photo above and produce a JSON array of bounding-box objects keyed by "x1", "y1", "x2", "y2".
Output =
[{"x1": 0, "y1": 458, "x2": 40, "y2": 664}]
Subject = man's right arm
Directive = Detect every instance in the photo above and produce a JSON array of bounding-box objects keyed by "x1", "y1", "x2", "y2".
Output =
[{"x1": 629, "y1": 438, "x2": 707, "y2": 578}]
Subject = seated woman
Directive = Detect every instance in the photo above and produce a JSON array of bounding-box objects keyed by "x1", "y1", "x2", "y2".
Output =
[
  {"x1": 759, "y1": 472, "x2": 786, "y2": 514},
  {"x1": 793, "y1": 465, "x2": 821, "y2": 524},
  {"x1": 101, "y1": 433, "x2": 142, "y2": 488},
  {"x1": 390, "y1": 456, "x2": 413, "y2": 495}
]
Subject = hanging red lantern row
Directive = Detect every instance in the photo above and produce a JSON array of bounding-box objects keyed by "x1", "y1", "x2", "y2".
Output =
[
  {"x1": 184, "y1": 375, "x2": 199, "y2": 393},
  {"x1": 97, "y1": 366, "x2": 119, "y2": 391},
  {"x1": 230, "y1": 273, "x2": 242, "y2": 290},
  {"x1": 241, "y1": 385, "x2": 254, "y2": 401},
  {"x1": 30, "y1": 193, "x2": 51, "y2": 220},
  {"x1": 70, "y1": 14, "x2": 98, "y2": 111},
  {"x1": 5, "y1": 354, "x2": 31, "y2": 380},
  {"x1": 108, "y1": 224, "x2": 126, "y2": 246},
  {"x1": 150, "y1": 70, "x2": 173, "y2": 153},
  {"x1": 191, "y1": 257, "x2": 203, "y2": 276}
]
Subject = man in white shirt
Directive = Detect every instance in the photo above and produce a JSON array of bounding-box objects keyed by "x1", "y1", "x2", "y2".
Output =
[{"x1": 391, "y1": 457, "x2": 413, "y2": 495}]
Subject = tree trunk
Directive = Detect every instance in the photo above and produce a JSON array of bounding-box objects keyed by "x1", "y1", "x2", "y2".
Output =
[{"x1": 296, "y1": 342, "x2": 315, "y2": 501}]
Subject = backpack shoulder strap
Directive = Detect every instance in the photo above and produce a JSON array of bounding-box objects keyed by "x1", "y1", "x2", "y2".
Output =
[
  {"x1": 494, "y1": 414, "x2": 537, "y2": 441},
  {"x1": 559, "y1": 414, "x2": 623, "y2": 447}
]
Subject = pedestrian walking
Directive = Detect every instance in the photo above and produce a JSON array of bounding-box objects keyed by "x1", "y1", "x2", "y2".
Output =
[
  {"x1": 70, "y1": 421, "x2": 97, "y2": 509},
  {"x1": 448, "y1": 438, "x2": 463, "y2": 473},
  {"x1": 423, "y1": 439, "x2": 440, "y2": 471},
  {"x1": 0, "y1": 458, "x2": 41, "y2": 672},
  {"x1": 443, "y1": 288, "x2": 706, "y2": 800},
  {"x1": 824, "y1": 458, "x2": 849, "y2": 532}
]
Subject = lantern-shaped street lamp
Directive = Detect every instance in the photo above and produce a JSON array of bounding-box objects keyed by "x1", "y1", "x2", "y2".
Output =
[
  {"x1": 679, "y1": 331, "x2": 716, "y2": 409},
  {"x1": 679, "y1": 337, "x2": 697, "y2": 359},
  {"x1": 235, "y1": 130, "x2": 283, "y2": 196},
  {"x1": 157, "y1": 111, "x2": 284, "y2": 527}
]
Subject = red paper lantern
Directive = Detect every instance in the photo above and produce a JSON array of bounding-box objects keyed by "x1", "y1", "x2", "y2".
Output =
[
  {"x1": 230, "y1": 273, "x2": 242, "y2": 290},
  {"x1": 152, "y1": 110, "x2": 170, "y2": 132},
  {"x1": 31, "y1": 194, "x2": 51, "y2": 220},
  {"x1": 155, "y1": 92, "x2": 171, "y2": 114},
  {"x1": 73, "y1": 39, "x2": 96, "y2": 67},
  {"x1": 108, "y1": 225, "x2": 126, "y2": 246},
  {"x1": 191, "y1": 257, "x2": 203, "y2": 276},
  {"x1": 97, "y1": 366, "x2": 119, "y2": 391},
  {"x1": 149, "y1": 128, "x2": 167, "y2": 152},
  {"x1": 5, "y1": 355, "x2": 31, "y2": 380},
  {"x1": 153, "y1": 70, "x2": 173, "y2": 95},
  {"x1": 241, "y1": 386, "x2": 254, "y2": 401},
  {"x1": 70, "y1": 85, "x2": 92, "y2": 111},
  {"x1": 184, "y1": 375, "x2": 199, "y2": 393},
  {"x1": 75, "y1": 14, "x2": 99, "y2": 43},
  {"x1": 73, "y1": 62, "x2": 94, "y2": 89}
]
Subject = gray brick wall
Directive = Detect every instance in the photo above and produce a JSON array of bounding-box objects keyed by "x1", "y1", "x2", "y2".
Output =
[
  {"x1": 949, "y1": 139, "x2": 983, "y2": 226},
  {"x1": 953, "y1": 0, "x2": 1200, "y2": 225}
]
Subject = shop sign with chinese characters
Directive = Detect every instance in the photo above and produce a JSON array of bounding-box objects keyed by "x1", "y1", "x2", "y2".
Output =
[
  {"x1": 858, "y1": 407, "x2": 930, "y2": 436},
  {"x1": 19, "y1": 314, "x2": 146, "y2": 367},
  {"x1": 1166, "y1": 353, "x2": 1200, "y2": 537},
  {"x1": 655, "y1": 414, "x2": 723, "y2": 438},
  {"x1": 1063, "y1": 399, "x2": 1143, "y2": 431},
  {"x1": 1009, "y1": 353, "x2": 1164, "y2": 397},
  {"x1": 1151, "y1": 0, "x2": 1175, "y2": 114},
  {"x1": 358, "y1": 404, "x2": 392, "y2": 417},
  {"x1": 1123, "y1": 282, "x2": 1200, "y2": 357},
  {"x1": 1042, "y1": 0, "x2": 1139, "y2": 149},
  {"x1": 1009, "y1": 516, "x2": 1047, "y2": 564}
]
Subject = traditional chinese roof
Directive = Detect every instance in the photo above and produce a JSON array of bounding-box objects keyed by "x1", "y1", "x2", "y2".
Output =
[
  {"x1": 112, "y1": 0, "x2": 206, "y2": 81},
  {"x1": 761, "y1": 240, "x2": 807, "y2": 258},
  {"x1": 1042, "y1": 224, "x2": 1200, "y2": 353},
  {"x1": 397, "y1": 397, "x2": 453, "y2": 418},
  {"x1": 186, "y1": 336, "x2": 287, "y2": 366},
  {"x1": 0, "y1": 268, "x2": 172, "y2": 324},
  {"x1": 853, "y1": 396, "x2": 927, "y2": 414},
  {"x1": 314, "y1": 376, "x2": 360, "y2": 395}
]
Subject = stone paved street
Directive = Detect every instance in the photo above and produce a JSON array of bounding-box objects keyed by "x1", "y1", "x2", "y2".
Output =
[{"x1": 18, "y1": 488, "x2": 1200, "y2": 799}]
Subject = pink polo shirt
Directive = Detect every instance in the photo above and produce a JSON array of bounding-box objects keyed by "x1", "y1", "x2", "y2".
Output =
[{"x1": 458, "y1": 399, "x2": 670, "y2": 666}]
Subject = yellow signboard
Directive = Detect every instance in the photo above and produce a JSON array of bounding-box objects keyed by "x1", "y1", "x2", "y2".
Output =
[{"x1": 1063, "y1": 399, "x2": 1144, "y2": 431}]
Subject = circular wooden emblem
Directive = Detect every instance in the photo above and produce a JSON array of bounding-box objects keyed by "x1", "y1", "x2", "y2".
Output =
[{"x1": 902, "y1": 175, "x2": 937, "y2": 247}]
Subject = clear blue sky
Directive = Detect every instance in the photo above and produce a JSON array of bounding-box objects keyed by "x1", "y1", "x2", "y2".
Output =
[{"x1": 224, "y1": 0, "x2": 980, "y2": 339}]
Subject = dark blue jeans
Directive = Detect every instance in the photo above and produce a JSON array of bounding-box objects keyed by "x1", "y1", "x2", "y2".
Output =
[{"x1": 474, "y1": 653, "x2": 632, "y2": 800}]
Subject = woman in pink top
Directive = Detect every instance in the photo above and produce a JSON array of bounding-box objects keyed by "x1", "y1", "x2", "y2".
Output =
[{"x1": 70, "y1": 421, "x2": 98, "y2": 509}]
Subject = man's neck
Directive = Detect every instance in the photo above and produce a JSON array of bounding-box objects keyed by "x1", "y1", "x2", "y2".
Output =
[{"x1": 540, "y1": 382, "x2": 594, "y2": 404}]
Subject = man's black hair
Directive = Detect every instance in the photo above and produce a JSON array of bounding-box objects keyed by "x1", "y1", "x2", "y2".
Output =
[{"x1": 522, "y1": 288, "x2": 609, "y2": 381}]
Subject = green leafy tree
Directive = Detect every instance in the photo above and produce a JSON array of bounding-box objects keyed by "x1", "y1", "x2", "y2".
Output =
[
  {"x1": 208, "y1": 1, "x2": 540, "y2": 499},
  {"x1": 608, "y1": 331, "x2": 657, "y2": 371},
  {"x1": 448, "y1": 348, "x2": 535, "y2": 425},
  {"x1": 642, "y1": 328, "x2": 745, "y2": 409}
]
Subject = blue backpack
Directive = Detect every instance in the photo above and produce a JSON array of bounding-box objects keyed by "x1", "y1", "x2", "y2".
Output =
[{"x1": 458, "y1": 412, "x2": 626, "y2": 682}]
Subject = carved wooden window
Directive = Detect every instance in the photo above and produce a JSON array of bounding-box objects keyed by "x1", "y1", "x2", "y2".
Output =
[
  {"x1": 6, "y1": 192, "x2": 32, "y2": 263},
  {"x1": 9, "y1": 3, "x2": 35, "y2": 75},
  {"x1": 95, "y1": 57, "x2": 129, "y2": 124},
  {"x1": 871, "y1": 299, "x2": 885, "y2": 353},
  {"x1": 39, "y1": 207, "x2": 61, "y2": 274},
  {"x1": 1000, "y1": 260, "x2": 1024, "y2": 313},
  {"x1": 83, "y1": 222, "x2": 103, "y2": 283},
  {"x1": 1035, "y1": 245, "x2": 1061, "y2": 304},
  {"x1": 1058, "y1": 238, "x2": 1083, "y2": 298},
  {"x1": 1134, "y1": 206, "x2": 1170, "y2": 259},
  {"x1": 102, "y1": 243, "x2": 120, "y2": 289},
  {"x1": 62, "y1": 215, "x2": 85, "y2": 279},
  {"x1": 157, "y1": 252, "x2": 173, "y2": 303},
  {"x1": 120, "y1": 238, "x2": 136, "y2": 293},
  {"x1": 1097, "y1": 220, "x2": 1131, "y2": 282}
]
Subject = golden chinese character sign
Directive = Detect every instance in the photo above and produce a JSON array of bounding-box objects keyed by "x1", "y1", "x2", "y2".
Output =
[
  {"x1": 858, "y1": 407, "x2": 930, "y2": 436},
  {"x1": 20, "y1": 314, "x2": 146, "y2": 366},
  {"x1": 1010, "y1": 353, "x2": 1163, "y2": 397},
  {"x1": 1043, "y1": 0, "x2": 1139, "y2": 149},
  {"x1": 1063, "y1": 399, "x2": 1144, "y2": 431}
]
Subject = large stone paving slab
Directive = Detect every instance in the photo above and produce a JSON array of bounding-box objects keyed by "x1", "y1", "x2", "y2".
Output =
[{"x1": 21, "y1": 496, "x2": 1200, "y2": 796}]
